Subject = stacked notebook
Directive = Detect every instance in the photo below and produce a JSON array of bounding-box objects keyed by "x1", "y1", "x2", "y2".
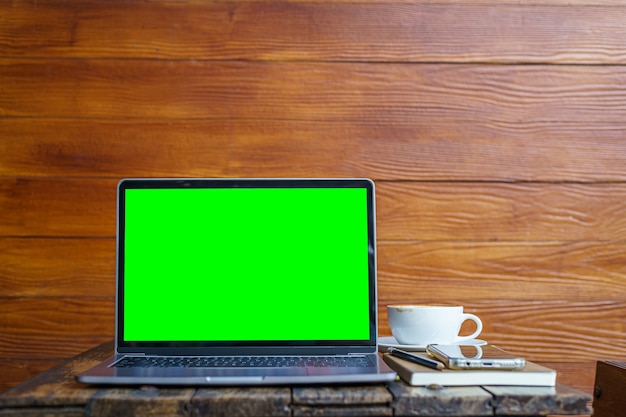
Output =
[{"x1": 383, "y1": 352, "x2": 556, "y2": 387}]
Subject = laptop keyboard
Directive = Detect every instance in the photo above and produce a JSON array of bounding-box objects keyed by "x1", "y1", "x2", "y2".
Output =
[{"x1": 114, "y1": 355, "x2": 373, "y2": 368}]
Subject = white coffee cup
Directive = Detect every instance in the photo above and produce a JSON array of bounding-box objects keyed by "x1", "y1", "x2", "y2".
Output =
[{"x1": 387, "y1": 305, "x2": 482, "y2": 346}]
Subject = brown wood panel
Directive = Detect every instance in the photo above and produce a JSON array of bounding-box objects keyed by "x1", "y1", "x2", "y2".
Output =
[
  {"x1": 4, "y1": 119, "x2": 626, "y2": 182},
  {"x1": 4, "y1": 178, "x2": 626, "y2": 240},
  {"x1": 0, "y1": 359, "x2": 58, "y2": 394},
  {"x1": 0, "y1": 345, "x2": 602, "y2": 397},
  {"x1": 2, "y1": 2, "x2": 626, "y2": 64},
  {"x1": 378, "y1": 241, "x2": 626, "y2": 301},
  {"x1": 0, "y1": 298, "x2": 114, "y2": 359},
  {"x1": 593, "y1": 361, "x2": 626, "y2": 417},
  {"x1": 377, "y1": 301, "x2": 626, "y2": 362},
  {"x1": 0, "y1": 341, "x2": 594, "y2": 417},
  {"x1": 0, "y1": 238, "x2": 115, "y2": 297},
  {"x1": 0, "y1": 178, "x2": 117, "y2": 237},
  {"x1": 0, "y1": 341, "x2": 114, "y2": 406},
  {"x1": 0, "y1": 120, "x2": 232, "y2": 179},
  {"x1": 231, "y1": 0, "x2": 623, "y2": 3},
  {"x1": 2, "y1": 238, "x2": 623, "y2": 300},
  {"x1": 1, "y1": 296, "x2": 622, "y2": 363},
  {"x1": 540, "y1": 362, "x2": 596, "y2": 395},
  {"x1": 3, "y1": 60, "x2": 626, "y2": 123},
  {"x1": 1, "y1": 0, "x2": 623, "y2": 399},
  {"x1": 377, "y1": 182, "x2": 626, "y2": 241}
]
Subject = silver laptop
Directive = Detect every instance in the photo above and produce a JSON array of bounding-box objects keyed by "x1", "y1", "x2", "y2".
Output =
[{"x1": 77, "y1": 178, "x2": 396, "y2": 385}]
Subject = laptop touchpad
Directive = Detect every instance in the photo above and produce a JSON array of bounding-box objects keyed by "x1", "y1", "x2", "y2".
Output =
[{"x1": 204, "y1": 368, "x2": 308, "y2": 377}]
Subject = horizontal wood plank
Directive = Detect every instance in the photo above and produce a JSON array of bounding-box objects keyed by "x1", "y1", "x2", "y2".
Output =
[
  {"x1": 388, "y1": 384, "x2": 493, "y2": 417},
  {"x1": 0, "y1": 178, "x2": 117, "y2": 237},
  {"x1": 0, "y1": 238, "x2": 115, "y2": 297},
  {"x1": 2, "y1": 2, "x2": 626, "y2": 64},
  {"x1": 0, "y1": 359, "x2": 58, "y2": 394},
  {"x1": 539, "y1": 361, "x2": 596, "y2": 395},
  {"x1": 88, "y1": 388, "x2": 196, "y2": 417},
  {"x1": 378, "y1": 241, "x2": 626, "y2": 301},
  {"x1": 192, "y1": 388, "x2": 291, "y2": 417},
  {"x1": 3, "y1": 119, "x2": 626, "y2": 182},
  {"x1": 4, "y1": 178, "x2": 626, "y2": 241},
  {"x1": 377, "y1": 182, "x2": 626, "y2": 241},
  {"x1": 486, "y1": 384, "x2": 592, "y2": 416},
  {"x1": 0, "y1": 340, "x2": 593, "y2": 417},
  {"x1": 0, "y1": 298, "x2": 114, "y2": 359},
  {"x1": 0, "y1": 360, "x2": 599, "y2": 398},
  {"x1": 2, "y1": 0, "x2": 624, "y2": 401},
  {"x1": 0, "y1": 120, "x2": 233, "y2": 179},
  {"x1": 1, "y1": 297, "x2": 623, "y2": 362},
  {"x1": 0, "y1": 341, "x2": 114, "y2": 407},
  {"x1": 1, "y1": 238, "x2": 624, "y2": 302},
  {"x1": 378, "y1": 300, "x2": 626, "y2": 361},
  {"x1": 3, "y1": 61, "x2": 626, "y2": 123}
]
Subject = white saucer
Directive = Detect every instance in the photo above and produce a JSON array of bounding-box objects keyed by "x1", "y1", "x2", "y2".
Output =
[{"x1": 377, "y1": 336, "x2": 487, "y2": 352}]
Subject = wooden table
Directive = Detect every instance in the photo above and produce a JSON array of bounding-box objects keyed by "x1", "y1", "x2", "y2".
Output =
[{"x1": 0, "y1": 341, "x2": 592, "y2": 417}]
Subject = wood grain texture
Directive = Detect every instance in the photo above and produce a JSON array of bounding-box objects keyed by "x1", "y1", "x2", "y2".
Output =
[
  {"x1": 0, "y1": 298, "x2": 114, "y2": 359},
  {"x1": 486, "y1": 384, "x2": 592, "y2": 416},
  {"x1": 292, "y1": 405, "x2": 391, "y2": 416},
  {"x1": 378, "y1": 301, "x2": 625, "y2": 361},
  {"x1": 0, "y1": 340, "x2": 593, "y2": 417},
  {"x1": 0, "y1": 296, "x2": 622, "y2": 362},
  {"x1": 192, "y1": 387, "x2": 291, "y2": 417},
  {"x1": 3, "y1": 60, "x2": 626, "y2": 123},
  {"x1": 0, "y1": 360, "x2": 58, "y2": 395},
  {"x1": 388, "y1": 383, "x2": 493, "y2": 416},
  {"x1": 293, "y1": 385, "x2": 392, "y2": 405},
  {"x1": 0, "y1": 238, "x2": 115, "y2": 297},
  {"x1": 0, "y1": 178, "x2": 117, "y2": 237},
  {"x1": 377, "y1": 182, "x2": 626, "y2": 241},
  {"x1": 88, "y1": 388, "x2": 195, "y2": 417},
  {"x1": 593, "y1": 361, "x2": 626, "y2": 417},
  {"x1": 1, "y1": 238, "x2": 624, "y2": 301},
  {"x1": 541, "y1": 362, "x2": 597, "y2": 395},
  {"x1": 0, "y1": 341, "x2": 113, "y2": 405},
  {"x1": 2, "y1": 2, "x2": 626, "y2": 64},
  {"x1": 0, "y1": 358, "x2": 596, "y2": 402},
  {"x1": 3, "y1": 119, "x2": 626, "y2": 182},
  {"x1": 378, "y1": 241, "x2": 626, "y2": 301},
  {"x1": 1, "y1": 0, "x2": 624, "y2": 398},
  {"x1": 4, "y1": 179, "x2": 626, "y2": 241}
]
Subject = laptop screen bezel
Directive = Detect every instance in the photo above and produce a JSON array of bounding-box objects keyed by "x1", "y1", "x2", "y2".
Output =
[{"x1": 115, "y1": 178, "x2": 379, "y2": 355}]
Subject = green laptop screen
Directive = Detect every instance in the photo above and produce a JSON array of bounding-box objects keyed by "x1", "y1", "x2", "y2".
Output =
[{"x1": 122, "y1": 186, "x2": 372, "y2": 342}]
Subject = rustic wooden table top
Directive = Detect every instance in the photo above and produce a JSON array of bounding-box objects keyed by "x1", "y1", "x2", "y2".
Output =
[{"x1": 0, "y1": 341, "x2": 591, "y2": 417}]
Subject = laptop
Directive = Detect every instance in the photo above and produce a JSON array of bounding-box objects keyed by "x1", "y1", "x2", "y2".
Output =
[{"x1": 76, "y1": 178, "x2": 396, "y2": 385}]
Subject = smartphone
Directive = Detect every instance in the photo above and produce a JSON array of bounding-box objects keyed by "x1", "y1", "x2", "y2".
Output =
[{"x1": 426, "y1": 344, "x2": 526, "y2": 370}]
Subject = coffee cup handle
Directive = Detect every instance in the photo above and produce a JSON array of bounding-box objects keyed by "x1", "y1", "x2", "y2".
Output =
[{"x1": 454, "y1": 313, "x2": 483, "y2": 343}]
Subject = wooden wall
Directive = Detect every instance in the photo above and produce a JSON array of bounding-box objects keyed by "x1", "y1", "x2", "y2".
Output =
[{"x1": 1, "y1": 0, "x2": 625, "y2": 397}]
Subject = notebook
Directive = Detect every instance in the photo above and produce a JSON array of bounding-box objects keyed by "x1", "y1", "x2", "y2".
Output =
[{"x1": 76, "y1": 178, "x2": 396, "y2": 386}]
